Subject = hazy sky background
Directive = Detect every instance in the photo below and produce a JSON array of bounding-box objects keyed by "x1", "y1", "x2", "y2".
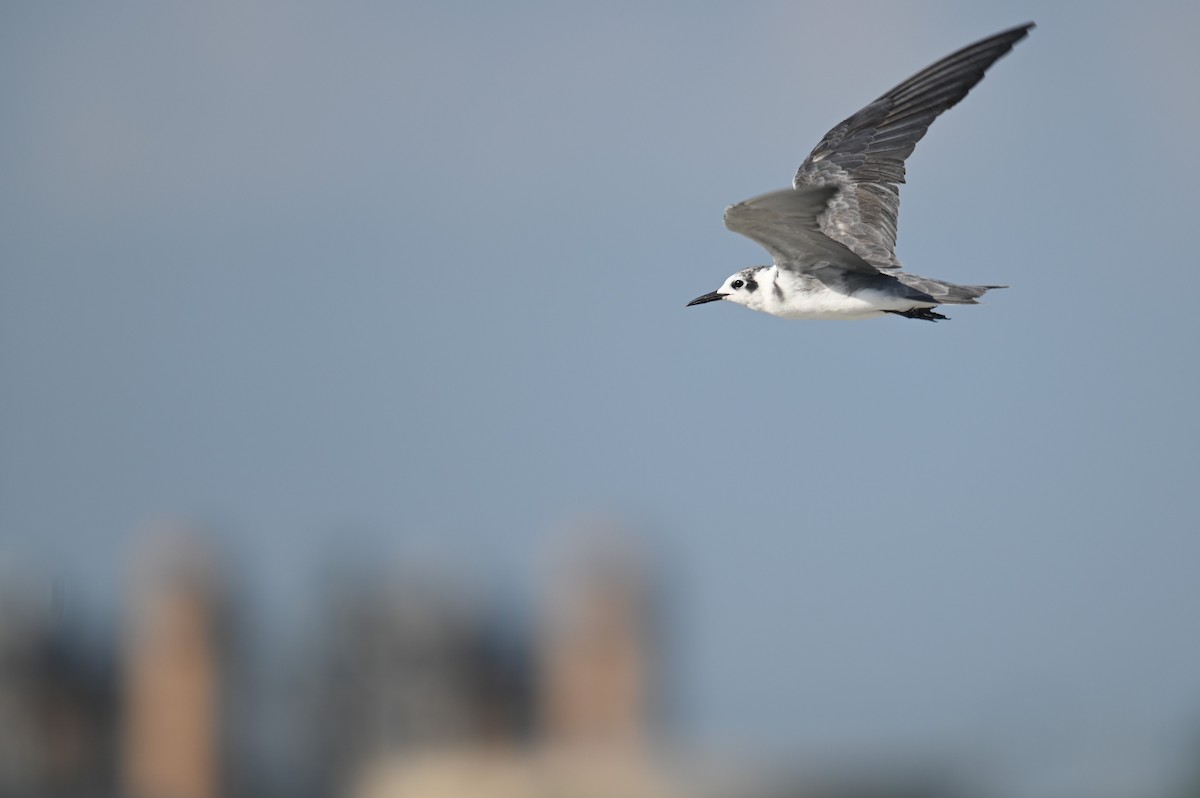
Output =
[{"x1": 3, "y1": 2, "x2": 1199, "y2": 796}]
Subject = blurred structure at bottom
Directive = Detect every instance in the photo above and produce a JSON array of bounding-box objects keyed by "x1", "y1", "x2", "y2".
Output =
[
  {"x1": 346, "y1": 535, "x2": 692, "y2": 798},
  {"x1": 121, "y1": 535, "x2": 224, "y2": 798},
  {"x1": 6, "y1": 523, "x2": 1196, "y2": 798},
  {"x1": 3, "y1": 522, "x2": 747, "y2": 798}
]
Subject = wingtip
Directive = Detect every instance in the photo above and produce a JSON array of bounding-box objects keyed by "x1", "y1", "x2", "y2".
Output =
[
  {"x1": 982, "y1": 22, "x2": 1034, "y2": 46},
  {"x1": 1010, "y1": 21, "x2": 1036, "y2": 39}
]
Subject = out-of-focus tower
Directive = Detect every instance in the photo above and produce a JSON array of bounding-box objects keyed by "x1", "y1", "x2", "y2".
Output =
[
  {"x1": 539, "y1": 537, "x2": 657, "y2": 750},
  {"x1": 121, "y1": 535, "x2": 222, "y2": 798}
]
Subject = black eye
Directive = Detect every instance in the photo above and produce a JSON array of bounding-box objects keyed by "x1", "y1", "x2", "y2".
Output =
[{"x1": 731, "y1": 279, "x2": 744, "y2": 289}]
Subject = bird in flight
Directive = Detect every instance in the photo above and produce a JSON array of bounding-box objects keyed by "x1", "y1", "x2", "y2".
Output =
[{"x1": 687, "y1": 23, "x2": 1033, "y2": 321}]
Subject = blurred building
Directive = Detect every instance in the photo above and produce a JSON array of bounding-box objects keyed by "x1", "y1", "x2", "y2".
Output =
[
  {"x1": 0, "y1": 584, "x2": 116, "y2": 798},
  {"x1": 121, "y1": 536, "x2": 225, "y2": 798},
  {"x1": 347, "y1": 536, "x2": 692, "y2": 798},
  {"x1": 308, "y1": 574, "x2": 531, "y2": 794},
  {"x1": 539, "y1": 540, "x2": 656, "y2": 749},
  {"x1": 0, "y1": 525, "x2": 981, "y2": 798}
]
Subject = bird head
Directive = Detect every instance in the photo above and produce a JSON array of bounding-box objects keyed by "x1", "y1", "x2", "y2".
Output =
[{"x1": 687, "y1": 267, "x2": 766, "y2": 310}]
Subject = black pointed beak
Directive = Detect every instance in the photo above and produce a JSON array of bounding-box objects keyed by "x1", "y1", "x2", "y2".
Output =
[{"x1": 686, "y1": 291, "x2": 727, "y2": 307}]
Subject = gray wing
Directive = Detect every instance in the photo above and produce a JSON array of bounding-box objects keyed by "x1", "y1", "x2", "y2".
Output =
[
  {"x1": 794, "y1": 23, "x2": 1034, "y2": 269},
  {"x1": 723, "y1": 185, "x2": 882, "y2": 276}
]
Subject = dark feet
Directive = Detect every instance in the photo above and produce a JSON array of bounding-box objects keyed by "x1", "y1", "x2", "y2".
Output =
[{"x1": 885, "y1": 307, "x2": 949, "y2": 322}]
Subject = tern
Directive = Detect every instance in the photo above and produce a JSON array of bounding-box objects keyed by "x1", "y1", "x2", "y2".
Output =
[{"x1": 687, "y1": 23, "x2": 1033, "y2": 321}]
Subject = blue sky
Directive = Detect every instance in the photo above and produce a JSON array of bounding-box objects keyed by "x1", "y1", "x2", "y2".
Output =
[{"x1": 3, "y1": 3, "x2": 1200, "y2": 795}]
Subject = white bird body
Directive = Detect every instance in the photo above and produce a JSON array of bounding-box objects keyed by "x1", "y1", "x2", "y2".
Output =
[
  {"x1": 718, "y1": 264, "x2": 938, "y2": 320},
  {"x1": 687, "y1": 23, "x2": 1033, "y2": 322}
]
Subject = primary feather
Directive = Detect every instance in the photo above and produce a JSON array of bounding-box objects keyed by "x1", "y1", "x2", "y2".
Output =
[{"x1": 794, "y1": 23, "x2": 1034, "y2": 271}]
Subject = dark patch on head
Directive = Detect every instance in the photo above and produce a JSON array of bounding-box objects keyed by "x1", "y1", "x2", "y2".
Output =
[{"x1": 739, "y1": 266, "x2": 765, "y2": 293}]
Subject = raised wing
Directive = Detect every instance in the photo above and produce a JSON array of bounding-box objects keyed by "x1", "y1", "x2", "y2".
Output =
[
  {"x1": 794, "y1": 23, "x2": 1033, "y2": 269},
  {"x1": 724, "y1": 186, "x2": 881, "y2": 275}
]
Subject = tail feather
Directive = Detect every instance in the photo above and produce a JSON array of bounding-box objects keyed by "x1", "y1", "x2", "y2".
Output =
[{"x1": 897, "y1": 273, "x2": 1007, "y2": 305}]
